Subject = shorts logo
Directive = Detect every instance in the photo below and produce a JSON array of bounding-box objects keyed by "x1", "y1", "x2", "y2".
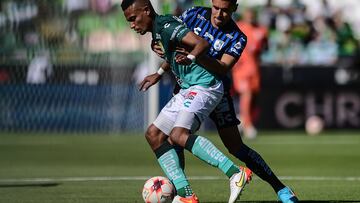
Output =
[
  {"x1": 184, "y1": 101, "x2": 191, "y2": 108},
  {"x1": 185, "y1": 91, "x2": 197, "y2": 100},
  {"x1": 184, "y1": 91, "x2": 197, "y2": 108}
]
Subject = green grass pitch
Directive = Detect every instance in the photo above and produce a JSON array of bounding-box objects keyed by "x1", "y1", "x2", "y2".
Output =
[{"x1": 0, "y1": 131, "x2": 359, "y2": 203}]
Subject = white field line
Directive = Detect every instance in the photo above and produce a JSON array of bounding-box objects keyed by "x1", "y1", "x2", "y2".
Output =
[
  {"x1": 0, "y1": 176, "x2": 360, "y2": 183},
  {"x1": 254, "y1": 141, "x2": 360, "y2": 145}
]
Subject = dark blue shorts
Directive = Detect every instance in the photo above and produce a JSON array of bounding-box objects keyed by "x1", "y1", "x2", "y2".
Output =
[{"x1": 209, "y1": 87, "x2": 240, "y2": 129}]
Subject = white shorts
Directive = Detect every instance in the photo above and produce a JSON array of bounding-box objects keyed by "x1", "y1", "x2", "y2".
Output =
[{"x1": 153, "y1": 82, "x2": 224, "y2": 135}]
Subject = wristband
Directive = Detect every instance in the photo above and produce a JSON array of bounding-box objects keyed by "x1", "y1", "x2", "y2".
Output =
[
  {"x1": 186, "y1": 54, "x2": 196, "y2": 62},
  {"x1": 157, "y1": 67, "x2": 165, "y2": 75}
]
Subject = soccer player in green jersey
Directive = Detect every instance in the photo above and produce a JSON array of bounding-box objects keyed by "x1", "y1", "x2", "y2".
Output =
[
  {"x1": 140, "y1": 1, "x2": 298, "y2": 203},
  {"x1": 121, "y1": 0, "x2": 252, "y2": 202}
]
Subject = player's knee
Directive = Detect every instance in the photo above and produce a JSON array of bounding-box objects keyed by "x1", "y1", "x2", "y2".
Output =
[
  {"x1": 168, "y1": 132, "x2": 180, "y2": 146},
  {"x1": 169, "y1": 127, "x2": 188, "y2": 147},
  {"x1": 145, "y1": 124, "x2": 165, "y2": 150},
  {"x1": 145, "y1": 125, "x2": 156, "y2": 140}
]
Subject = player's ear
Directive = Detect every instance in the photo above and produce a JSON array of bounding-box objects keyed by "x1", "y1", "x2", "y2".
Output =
[
  {"x1": 233, "y1": 3, "x2": 238, "y2": 12},
  {"x1": 144, "y1": 5, "x2": 151, "y2": 16}
]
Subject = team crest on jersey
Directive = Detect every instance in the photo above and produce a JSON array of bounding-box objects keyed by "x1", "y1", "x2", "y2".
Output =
[
  {"x1": 234, "y1": 41, "x2": 242, "y2": 50},
  {"x1": 214, "y1": 39, "x2": 225, "y2": 51}
]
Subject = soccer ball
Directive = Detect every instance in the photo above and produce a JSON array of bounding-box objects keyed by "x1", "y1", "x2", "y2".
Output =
[
  {"x1": 305, "y1": 115, "x2": 324, "y2": 135},
  {"x1": 142, "y1": 176, "x2": 174, "y2": 203}
]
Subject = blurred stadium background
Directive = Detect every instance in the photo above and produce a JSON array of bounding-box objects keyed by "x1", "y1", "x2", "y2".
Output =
[
  {"x1": 0, "y1": 0, "x2": 360, "y2": 202},
  {"x1": 0, "y1": 0, "x2": 360, "y2": 133},
  {"x1": 0, "y1": 0, "x2": 359, "y2": 133}
]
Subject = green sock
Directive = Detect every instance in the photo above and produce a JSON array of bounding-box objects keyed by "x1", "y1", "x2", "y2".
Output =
[
  {"x1": 177, "y1": 185, "x2": 193, "y2": 197},
  {"x1": 226, "y1": 164, "x2": 240, "y2": 178},
  {"x1": 155, "y1": 141, "x2": 192, "y2": 197},
  {"x1": 187, "y1": 135, "x2": 240, "y2": 178}
]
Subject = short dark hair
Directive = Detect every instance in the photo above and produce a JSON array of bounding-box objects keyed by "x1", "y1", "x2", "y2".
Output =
[{"x1": 121, "y1": 0, "x2": 135, "y2": 11}]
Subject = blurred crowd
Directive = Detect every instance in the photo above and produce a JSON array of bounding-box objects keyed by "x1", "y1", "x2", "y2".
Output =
[
  {"x1": 255, "y1": 0, "x2": 359, "y2": 68},
  {"x1": 170, "y1": 0, "x2": 360, "y2": 67},
  {"x1": 0, "y1": 0, "x2": 359, "y2": 67}
]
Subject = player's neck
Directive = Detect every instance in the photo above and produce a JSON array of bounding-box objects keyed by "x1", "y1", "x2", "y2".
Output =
[{"x1": 210, "y1": 17, "x2": 220, "y2": 29}]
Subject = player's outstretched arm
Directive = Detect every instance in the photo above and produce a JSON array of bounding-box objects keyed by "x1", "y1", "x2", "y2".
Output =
[
  {"x1": 176, "y1": 32, "x2": 209, "y2": 65},
  {"x1": 197, "y1": 53, "x2": 238, "y2": 76},
  {"x1": 176, "y1": 46, "x2": 238, "y2": 76},
  {"x1": 139, "y1": 61, "x2": 170, "y2": 91}
]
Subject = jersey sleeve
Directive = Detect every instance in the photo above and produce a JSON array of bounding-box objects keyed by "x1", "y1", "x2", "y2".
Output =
[
  {"x1": 225, "y1": 34, "x2": 247, "y2": 59},
  {"x1": 180, "y1": 7, "x2": 197, "y2": 23},
  {"x1": 160, "y1": 16, "x2": 191, "y2": 44}
]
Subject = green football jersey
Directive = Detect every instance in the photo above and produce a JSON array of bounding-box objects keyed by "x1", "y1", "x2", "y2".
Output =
[{"x1": 152, "y1": 14, "x2": 220, "y2": 89}]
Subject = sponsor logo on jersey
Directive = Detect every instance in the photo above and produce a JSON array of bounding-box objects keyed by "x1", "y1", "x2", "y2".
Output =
[
  {"x1": 230, "y1": 48, "x2": 240, "y2": 55},
  {"x1": 226, "y1": 34, "x2": 234, "y2": 39},
  {"x1": 204, "y1": 32, "x2": 214, "y2": 41},
  {"x1": 171, "y1": 25, "x2": 185, "y2": 40},
  {"x1": 197, "y1": 14, "x2": 206, "y2": 21},
  {"x1": 172, "y1": 16, "x2": 183, "y2": 23},
  {"x1": 194, "y1": 27, "x2": 202, "y2": 35},
  {"x1": 182, "y1": 11, "x2": 188, "y2": 19},
  {"x1": 240, "y1": 36, "x2": 246, "y2": 43},
  {"x1": 214, "y1": 39, "x2": 225, "y2": 51}
]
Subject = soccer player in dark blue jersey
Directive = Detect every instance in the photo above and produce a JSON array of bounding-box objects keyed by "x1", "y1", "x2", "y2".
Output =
[{"x1": 141, "y1": 0, "x2": 299, "y2": 202}]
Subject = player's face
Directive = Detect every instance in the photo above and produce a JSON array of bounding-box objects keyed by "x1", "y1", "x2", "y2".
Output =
[
  {"x1": 211, "y1": 0, "x2": 236, "y2": 28},
  {"x1": 123, "y1": 4, "x2": 151, "y2": 35}
]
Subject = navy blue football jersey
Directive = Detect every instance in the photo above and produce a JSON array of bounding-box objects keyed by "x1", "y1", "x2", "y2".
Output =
[{"x1": 180, "y1": 7, "x2": 247, "y2": 61}]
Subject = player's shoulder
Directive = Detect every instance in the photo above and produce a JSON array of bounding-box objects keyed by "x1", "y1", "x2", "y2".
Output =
[
  {"x1": 181, "y1": 6, "x2": 210, "y2": 20},
  {"x1": 156, "y1": 15, "x2": 183, "y2": 27},
  {"x1": 225, "y1": 19, "x2": 247, "y2": 39}
]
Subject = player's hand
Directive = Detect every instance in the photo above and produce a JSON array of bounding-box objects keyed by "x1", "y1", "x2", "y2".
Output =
[
  {"x1": 151, "y1": 40, "x2": 165, "y2": 58},
  {"x1": 175, "y1": 53, "x2": 192, "y2": 65},
  {"x1": 175, "y1": 47, "x2": 189, "y2": 55},
  {"x1": 139, "y1": 73, "x2": 162, "y2": 91}
]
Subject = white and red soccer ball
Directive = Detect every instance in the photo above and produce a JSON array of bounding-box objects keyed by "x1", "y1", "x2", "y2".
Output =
[
  {"x1": 142, "y1": 176, "x2": 174, "y2": 203},
  {"x1": 305, "y1": 115, "x2": 324, "y2": 135}
]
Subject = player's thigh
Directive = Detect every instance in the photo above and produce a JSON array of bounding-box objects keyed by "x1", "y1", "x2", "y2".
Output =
[
  {"x1": 153, "y1": 94, "x2": 183, "y2": 135},
  {"x1": 209, "y1": 88, "x2": 240, "y2": 129}
]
